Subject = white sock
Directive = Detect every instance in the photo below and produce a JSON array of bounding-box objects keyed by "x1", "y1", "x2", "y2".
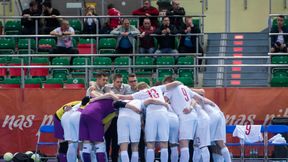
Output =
[
  {"x1": 120, "y1": 151, "x2": 129, "y2": 162},
  {"x1": 212, "y1": 153, "x2": 224, "y2": 162},
  {"x1": 221, "y1": 147, "x2": 231, "y2": 162},
  {"x1": 180, "y1": 147, "x2": 189, "y2": 162},
  {"x1": 131, "y1": 152, "x2": 139, "y2": 162},
  {"x1": 91, "y1": 147, "x2": 97, "y2": 162},
  {"x1": 146, "y1": 149, "x2": 155, "y2": 162},
  {"x1": 170, "y1": 146, "x2": 179, "y2": 162},
  {"x1": 79, "y1": 150, "x2": 84, "y2": 162},
  {"x1": 193, "y1": 147, "x2": 201, "y2": 162},
  {"x1": 201, "y1": 147, "x2": 210, "y2": 162},
  {"x1": 160, "y1": 148, "x2": 168, "y2": 162},
  {"x1": 67, "y1": 143, "x2": 78, "y2": 162}
]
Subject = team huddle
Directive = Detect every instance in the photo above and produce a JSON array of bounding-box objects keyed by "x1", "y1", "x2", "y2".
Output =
[{"x1": 53, "y1": 73, "x2": 231, "y2": 162}]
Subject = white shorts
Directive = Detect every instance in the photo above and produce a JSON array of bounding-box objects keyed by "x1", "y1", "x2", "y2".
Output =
[
  {"x1": 63, "y1": 111, "x2": 81, "y2": 141},
  {"x1": 117, "y1": 116, "x2": 141, "y2": 144},
  {"x1": 145, "y1": 111, "x2": 169, "y2": 142},
  {"x1": 167, "y1": 112, "x2": 179, "y2": 144},
  {"x1": 61, "y1": 110, "x2": 74, "y2": 141},
  {"x1": 178, "y1": 109, "x2": 198, "y2": 140},
  {"x1": 194, "y1": 106, "x2": 211, "y2": 148},
  {"x1": 209, "y1": 111, "x2": 226, "y2": 143}
]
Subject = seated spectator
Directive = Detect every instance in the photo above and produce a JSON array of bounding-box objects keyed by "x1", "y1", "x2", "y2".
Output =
[
  {"x1": 178, "y1": 17, "x2": 203, "y2": 54},
  {"x1": 50, "y1": 20, "x2": 78, "y2": 55},
  {"x1": 132, "y1": 0, "x2": 159, "y2": 27},
  {"x1": 41, "y1": 1, "x2": 61, "y2": 34},
  {"x1": 154, "y1": 16, "x2": 178, "y2": 54},
  {"x1": 111, "y1": 18, "x2": 140, "y2": 54},
  {"x1": 21, "y1": 1, "x2": 41, "y2": 35},
  {"x1": 83, "y1": 9, "x2": 101, "y2": 34},
  {"x1": 107, "y1": 4, "x2": 121, "y2": 29},
  {"x1": 271, "y1": 15, "x2": 288, "y2": 53},
  {"x1": 139, "y1": 18, "x2": 156, "y2": 54},
  {"x1": 166, "y1": 0, "x2": 185, "y2": 30}
]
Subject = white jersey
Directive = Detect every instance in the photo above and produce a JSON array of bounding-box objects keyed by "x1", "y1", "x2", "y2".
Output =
[
  {"x1": 164, "y1": 85, "x2": 197, "y2": 117},
  {"x1": 132, "y1": 85, "x2": 167, "y2": 113},
  {"x1": 119, "y1": 100, "x2": 143, "y2": 120}
]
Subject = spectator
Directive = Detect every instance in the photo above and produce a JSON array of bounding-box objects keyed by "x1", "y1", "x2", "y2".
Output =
[
  {"x1": 132, "y1": 0, "x2": 159, "y2": 27},
  {"x1": 139, "y1": 18, "x2": 156, "y2": 54},
  {"x1": 271, "y1": 15, "x2": 288, "y2": 53},
  {"x1": 178, "y1": 17, "x2": 203, "y2": 54},
  {"x1": 41, "y1": 1, "x2": 61, "y2": 34},
  {"x1": 83, "y1": 10, "x2": 101, "y2": 34},
  {"x1": 50, "y1": 20, "x2": 78, "y2": 55},
  {"x1": 154, "y1": 16, "x2": 178, "y2": 54},
  {"x1": 166, "y1": 0, "x2": 185, "y2": 29},
  {"x1": 21, "y1": 1, "x2": 41, "y2": 35},
  {"x1": 111, "y1": 18, "x2": 140, "y2": 54},
  {"x1": 107, "y1": 4, "x2": 121, "y2": 29},
  {"x1": 157, "y1": 0, "x2": 172, "y2": 11}
]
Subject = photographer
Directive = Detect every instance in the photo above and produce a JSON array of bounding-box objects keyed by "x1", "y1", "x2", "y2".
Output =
[{"x1": 271, "y1": 15, "x2": 288, "y2": 53}]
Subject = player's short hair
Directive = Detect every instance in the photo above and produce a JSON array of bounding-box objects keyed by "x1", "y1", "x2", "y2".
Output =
[
  {"x1": 278, "y1": 15, "x2": 285, "y2": 19},
  {"x1": 137, "y1": 82, "x2": 150, "y2": 90},
  {"x1": 96, "y1": 72, "x2": 108, "y2": 79},
  {"x1": 163, "y1": 76, "x2": 174, "y2": 83},
  {"x1": 153, "y1": 81, "x2": 162, "y2": 86},
  {"x1": 113, "y1": 73, "x2": 123, "y2": 81},
  {"x1": 107, "y1": 3, "x2": 114, "y2": 9},
  {"x1": 128, "y1": 73, "x2": 136, "y2": 78}
]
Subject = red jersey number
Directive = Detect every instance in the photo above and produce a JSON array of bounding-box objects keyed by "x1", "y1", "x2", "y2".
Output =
[
  {"x1": 181, "y1": 88, "x2": 190, "y2": 102},
  {"x1": 148, "y1": 89, "x2": 159, "y2": 98}
]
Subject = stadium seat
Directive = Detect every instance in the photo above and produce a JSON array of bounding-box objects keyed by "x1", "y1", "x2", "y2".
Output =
[
  {"x1": 114, "y1": 57, "x2": 131, "y2": 75},
  {"x1": 9, "y1": 58, "x2": 27, "y2": 77},
  {"x1": 64, "y1": 78, "x2": 85, "y2": 89},
  {"x1": 18, "y1": 38, "x2": 36, "y2": 56},
  {"x1": 69, "y1": 19, "x2": 82, "y2": 34},
  {"x1": 30, "y1": 58, "x2": 49, "y2": 80},
  {"x1": 43, "y1": 78, "x2": 64, "y2": 88},
  {"x1": 271, "y1": 56, "x2": 288, "y2": 64},
  {"x1": 51, "y1": 57, "x2": 70, "y2": 81},
  {"x1": 193, "y1": 18, "x2": 200, "y2": 29},
  {"x1": 0, "y1": 78, "x2": 21, "y2": 88},
  {"x1": 98, "y1": 38, "x2": 117, "y2": 54},
  {"x1": 156, "y1": 56, "x2": 175, "y2": 77},
  {"x1": 25, "y1": 78, "x2": 42, "y2": 88},
  {"x1": 135, "y1": 57, "x2": 155, "y2": 76},
  {"x1": 4, "y1": 20, "x2": 21, "y2": 35},
  {"x1": 137, "y1": 77, "x2": 151, "y2": 85},
  {"x1": 93, "y1": 57, "x2": 112, "y2": 74},
  {"x1": 130, "y1": 19, "x2": 139, "y2": 28},
  {"x1": 177, "y1": 56, "x2": 195, "y2": 77},
  {"x1": 35, "y1": 125, "x2": 58, "y2": 161},
  {"x1": 271, "y1": 69, "x2": 288, "y2": 87},
  {"x1": 78, "y1": 38, "x2": 96, "y2": 54},
  {"x1": 38, "y1": 38, "x2": 56, "y2": 51},
  {"x1": 0, "y1": 38, "x2": 15, "y2": 61},
  {"x1": 176, "y1": 77, "x2": 194, "y2": 87},
  {"x1": 0, "y1": 58, "x2": 7, "y2": 80},
  {"x1": 71, "y1": 57, "x2": 91, "y2": 77}
]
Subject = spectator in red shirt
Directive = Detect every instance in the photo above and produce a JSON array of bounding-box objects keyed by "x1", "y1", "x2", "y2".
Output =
[
  {"x1": 107, "y1": 4, "x2": 121, "y2": 29},
  {"x1": 132, "y1": 0, "x2": 159, "y2": 27},
  {"x1": 139, "y1": 18, "x2": 156, "y2": 54}
]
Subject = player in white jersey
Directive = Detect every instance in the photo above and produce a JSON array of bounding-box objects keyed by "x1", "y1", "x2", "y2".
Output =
[
  {"x1": 163, "y1": 77, "x2": 214, "y2": 162},
  {"x1": 165, "y1": 100, "x2": 180, "y2": 162},
  {"x1": 117, "y1": 98, "x2": 171, "y2": 162},
  {"x1": 202, "y1": 98, "x2": 231, "y2": 162},
  {"x1": 118, "y1": 81, "x2": 182, "y2": 162}
]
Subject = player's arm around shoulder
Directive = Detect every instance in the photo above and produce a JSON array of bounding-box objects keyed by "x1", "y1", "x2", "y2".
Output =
[
  {"x1": 143, "y1": 98, "x2": 169, "y2": 109},
  {"x1": 165, "y1": 81, "x2": 183, "y2": 90}
]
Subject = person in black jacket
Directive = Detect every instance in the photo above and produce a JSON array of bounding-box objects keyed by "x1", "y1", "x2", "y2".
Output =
[
  {"x1": 178, "y1": 17, "x2": 203, "y2": 54},
  {"x1": 83, "y1": 5, "x2": 101, "y2": 34},
  {"x1": 270, "y1": 15, "x2": 288, "y2": 53},
  {"x1": 21, "y1": 1, "x2": 41, "y2": 35},
  {"x1": 41, "y1": 1, "x2": 61, "y2": 34},
  {"x1": 166, "y1": 0, "x2": 185, "y2": 30},
  {"x1": 154, "y1": 16, "x2": 178, "y2": 54}
]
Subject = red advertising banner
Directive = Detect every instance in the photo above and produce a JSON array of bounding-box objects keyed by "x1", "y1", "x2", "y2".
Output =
[{"x1": 0, "y1": 88, "x2": 287, "y2": 155}]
